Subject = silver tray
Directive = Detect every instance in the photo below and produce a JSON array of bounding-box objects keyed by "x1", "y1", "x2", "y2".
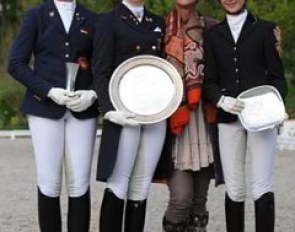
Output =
[
  {"x1": 237, "y1": 85, "x2": 286, "y2": 131},
  {"x1": 109, "y1": 55, "x2": 183, "y2": 124}
]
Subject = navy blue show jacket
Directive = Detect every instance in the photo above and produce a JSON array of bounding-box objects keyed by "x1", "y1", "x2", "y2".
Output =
[
  {"x1": 92, "y1": 3, "x2": 174, "y2": 181},
  {"x1": 8, "y1": 0, "x2": 99, "y2": 119}
]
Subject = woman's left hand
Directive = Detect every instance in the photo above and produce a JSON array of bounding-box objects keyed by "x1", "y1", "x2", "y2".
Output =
[{"x1": 66, "y1": 90, "x2": 97, "y2": 112}]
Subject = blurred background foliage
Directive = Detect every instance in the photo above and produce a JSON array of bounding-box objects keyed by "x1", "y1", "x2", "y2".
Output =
[{"x1": 0, "y1": 0, "x2": 294, "y2": 129}]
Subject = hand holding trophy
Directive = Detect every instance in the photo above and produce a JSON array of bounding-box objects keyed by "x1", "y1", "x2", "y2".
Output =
[{"x1": 65, "y1": 62, "x2": 97, "y2": 112}]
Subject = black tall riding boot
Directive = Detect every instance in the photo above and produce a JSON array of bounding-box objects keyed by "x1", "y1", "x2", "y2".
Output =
[
  {"x1": 68, "y1": 189, "x2": 91, "y2": 232},
  {"x1": 255, "y1": 192, "x2": 275, "y2": 232},
  {"x1": 225, "y1": 194, "x2": 245, "y2": 232},
  {"x1": 162, "y1": 217, "x2": 188, "y2": 232},
  {"x1": 124, "y1": 199, "x2": 147, "y2": 232},
  {"x1": 99, "y1": 188, "x2": 124, "y2": 232},
  {"x1": 38, "y1": 188, "x2": 62, "y2": 232}
]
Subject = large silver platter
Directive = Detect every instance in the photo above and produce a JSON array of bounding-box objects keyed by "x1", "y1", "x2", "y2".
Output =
[
  {"x1": 109, "y1": 55, "x2": 183, "y2": 124},
  {"x1": 237, "y1": 85, "x2": 286, "y2": 131}
]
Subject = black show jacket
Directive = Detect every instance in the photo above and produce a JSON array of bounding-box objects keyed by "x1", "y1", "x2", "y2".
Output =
[
  {"x1": 93, "y1": 4, "x2": 173, "y2": 181},
  {"x1": 203, "y1": 12, "x2": 288, "y2": 123}
]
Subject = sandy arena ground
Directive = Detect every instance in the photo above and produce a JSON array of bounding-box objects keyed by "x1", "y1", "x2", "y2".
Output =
[{"x1": 0, "y1": 138, "x2": 294, "y2": 232}]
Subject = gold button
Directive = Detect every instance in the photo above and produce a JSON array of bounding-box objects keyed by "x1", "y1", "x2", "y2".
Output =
[
  {"x1": 135, "y1": 45, "x2": 141, "y2": 50},
  {"x1": 151, "y1": 45, "x2": 157, "y2": 51}
]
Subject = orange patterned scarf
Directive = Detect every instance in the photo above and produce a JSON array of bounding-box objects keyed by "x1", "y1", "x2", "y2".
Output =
[{"x1": 165, "y1": 9, "x2": 206, "y2": 135}]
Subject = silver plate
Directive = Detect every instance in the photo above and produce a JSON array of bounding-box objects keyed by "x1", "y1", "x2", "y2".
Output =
[
  {"x1": 237, "y1": 85, "x2": 286, "y2": 131},
  {"x1": 109, "y1": 55, "x2": 183, "y2": 124}
]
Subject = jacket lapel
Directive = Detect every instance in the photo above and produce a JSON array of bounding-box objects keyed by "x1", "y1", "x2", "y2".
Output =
[
  {"x1": 141, "y1": 9, "x2": 156, "y2": 32},
  {"x1": 217, "y1": 12, "x2": 257, "y2": 45},
  {"x1": 69, "y1": 4, "x2": 86, "y2": 35},
  {"x1": 45, "y1": 0, "x2": 66, "y2": 35},
  {"x1": 217, "y1": 19, "x2": 235, "y2": 44},
  {"x1": 116, "y1": 3, "x2": 141, "y2": 31},
  {"x1": 237, "y1": 12, "x2": 257, "y2": 44}
]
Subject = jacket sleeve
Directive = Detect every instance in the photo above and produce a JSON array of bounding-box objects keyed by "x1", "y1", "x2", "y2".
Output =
[
  {"x1": 92, "y1": 12, "x2": 116, "y2": 115},
  {"x1": 7, "y1": 8, "x2": 53, "y2": 100},
  {"x1": 203, "y1": 29, "x2": 223, "y2": 106},
  {"x1": 263, "y1": 23, "x2": 288, "y2": 100}
]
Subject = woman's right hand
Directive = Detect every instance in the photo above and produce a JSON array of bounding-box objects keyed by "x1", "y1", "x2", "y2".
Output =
[
  {"x1": 104, "y1": 111, "x2": 139, "y2": 127},
  {"x1": 47, "y1": 88, "x2": 71, "y2": 106}
]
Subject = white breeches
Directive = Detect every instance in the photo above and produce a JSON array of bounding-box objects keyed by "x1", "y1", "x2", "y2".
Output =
[
  {"x1": 218, "y1": 121, "x2": 277, "y2": 202},
  {"x1": 28, "y1": 111, "x2": 97, "y2": 198},
  {"x1": 107, "y1": 121, "x2": 166, "y2": 201}
]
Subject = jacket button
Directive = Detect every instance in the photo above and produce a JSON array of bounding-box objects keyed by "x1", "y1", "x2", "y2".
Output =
[
  {"x1": 135, "y1": 45, "x2": 141, "y2": 51},
  {"x1": 65, "y1": 54, "x2": 70, "y2": 58},
  {"x1": 236, "y1": 79, "x2": 240, "y2": 84},
  {"x1": 151, "y1": 45, "x2": 157, "y2": 51},
  {"x1": 233, "y1": 57, "x2": 238, "y2": 62},
  {"x1": 65, "y1": 42, "x2": 70, "y2": 46},
  {"x1": 33, "y1": 95, "x2": 42, "y2": 101},
  {"x1": 233, "y1": 46, "x2": 237, "y2": 51},
  {"x1": 235, "y1": 68, "x2": 239, "y2": 73}
]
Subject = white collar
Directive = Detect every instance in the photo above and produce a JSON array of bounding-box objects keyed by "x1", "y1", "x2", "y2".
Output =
[
  {"x1": 54, "y1": 0, "x2": 76, "y2": 10},
  {"x1": 122, "y1": 0, "x2": 144, "y2": 18},
  {"x1": 226, "y1": 10, "x2": 248, "y2": 28}
]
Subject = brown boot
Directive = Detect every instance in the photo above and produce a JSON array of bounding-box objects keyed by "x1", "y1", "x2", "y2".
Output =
[
  {"x1": 188, "y1": 212, "x2": 209, "y2": 232},
  {"x1": 162, "y1": 217, "x2": 188, "y2": 232}
]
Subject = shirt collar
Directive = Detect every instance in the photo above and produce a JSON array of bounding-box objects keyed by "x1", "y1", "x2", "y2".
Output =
[
  {"x1": 54, "y1": 0, "x2": 76, "y2": 10},
  {"x1": 226, "y1": 9, "x2": 248, "y2": 27},
  {"x1": 122, "y1": 0, "x2": 144, "y2": 18}
]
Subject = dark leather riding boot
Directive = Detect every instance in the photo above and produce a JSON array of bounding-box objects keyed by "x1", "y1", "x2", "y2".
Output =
[
  {"x1": 124, "y1": 199, "x2": 147, "y2": 232},
  {"x1": 188, "y1": 211, "x2": 209, "y2": 232},
  {"x1": 99, "y1": 188, "x2": 124, "y2": 232},
  {"x1": 255, "y1": 192, "x2": 275, "y2": 232},
  {"x1": 162, "y1": 217, "x2": 188, "y2": 232},
  {"x1": 225, "y1": 194, "x2": 245, "y2": 232},
  {"x1": 68, "y1": 189, "x2": 90, "y2": 232},
  {"x1": 38, "y1": 188, "x2": 61, "y2": 232}
]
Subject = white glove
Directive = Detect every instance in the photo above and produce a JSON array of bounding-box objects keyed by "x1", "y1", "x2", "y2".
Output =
[
  {"x1": 66, "y1": 90, "x2": 97, "y2": 112},
  {"x1": 47, "y1": 88, "x2": 71, "y2": 105},
  {"x1": 104, "y1": 111, "x2": 139, "y2": 127},
  {"x1": 217, "y1": 96, "x2": 245, "y2": 115}
]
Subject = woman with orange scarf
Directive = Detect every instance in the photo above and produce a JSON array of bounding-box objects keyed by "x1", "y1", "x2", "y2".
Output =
[{"x1": 162, "y1": 0, "x2": 221, "y2": 231}]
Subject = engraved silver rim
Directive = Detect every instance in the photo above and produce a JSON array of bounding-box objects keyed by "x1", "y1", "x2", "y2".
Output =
[{"x1": 109, "y1": 55, "x2": 183, "y2": 124}]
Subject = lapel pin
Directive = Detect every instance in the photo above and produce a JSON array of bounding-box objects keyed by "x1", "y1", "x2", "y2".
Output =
[
  {"x1": 49, "y1": 11, "x2": 55, "y2": 17},
  {"x1": 145, "y1": 17, "x2": 153, "y2": 22},
  {"x1": 153, "y1": 27, "x2": 162, "y2": 33},
  {"x1": 80, "y1": 29, "x2": 89, "y2": 35}
]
